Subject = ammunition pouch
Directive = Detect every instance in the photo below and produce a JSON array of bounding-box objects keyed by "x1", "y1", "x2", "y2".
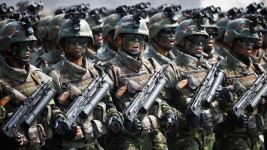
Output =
[{"x1": 141, "y1": 115, "x2": 159, "y2": 134}]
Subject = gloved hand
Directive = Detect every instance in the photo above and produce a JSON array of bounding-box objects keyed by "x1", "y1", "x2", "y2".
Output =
[
  {"x1": 218, "y1": 87, "x2": 235, "y2": 111},
  {"x1": 227, "y1": 112, "x2": 248, "y2": 128},
  {"x1": 69, "y1": 125, "x2": 84, "y2": 140},
  {"x1": 53, "y1": 116, "x2": 69, "y2": 135},
  {"x1": 237, "y1": 114, "x2": 248, "y2": 128},
  {"x1": 0, "y1": 106, "x2": 6, "y2": 124},
  {"x1": 162, "y1": 112, "x2": 178, "y2": 134},
  {"x1": 13, "y1": 133, "x2": 28, "y2": 146},
  {"x1": 186, "y1": 111, "x2": 209, "y2": 129},
  {"x1": 123, "y1": 118, "x2": 142, "y2": 134},
  {"x1": 107, "y1": 114, "x2": 123, "y2": 133}
]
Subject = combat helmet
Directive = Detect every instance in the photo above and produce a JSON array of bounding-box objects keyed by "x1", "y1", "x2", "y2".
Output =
[
  {"x1": 114, "y1": 13, "x2": 149, "y2": 42},
  {"x1": 0, "y1": 21, "x2": 36, "y2": 51},
  {"x1": 58, "y1": 18, "x2": 93, "y2": 44},
  {"x1": 223, "y1": 18, "x2": 259, "y2": 43},
  {"x1": 175, "y1": 19, "x2": 209, "y2": 44},
  {"x1": 47, "y1": 14, "x2": 65, "y2": 40},
  {"x1": 148, "y1": 5, "x2": 181, "y2": 38},
  {"x1": 36, "y1": 15, "x2": 53, "y2": 39}
]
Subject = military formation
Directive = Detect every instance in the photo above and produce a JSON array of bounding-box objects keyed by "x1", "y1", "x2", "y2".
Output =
[{"x1": 0, "y1": 1, "x2": 267, "y2": 150}]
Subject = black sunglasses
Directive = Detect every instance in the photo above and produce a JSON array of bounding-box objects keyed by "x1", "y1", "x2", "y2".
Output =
[
  {"x1": 161, "y1": 28, "x2": 176, "y2": 35},
  {"x1": 92, "y1": 29, "x2": 102, "y2": 35},
  {"x1": 236, "y1": 38, "x2": 257, "y2": 44},
  {"x1": 65, "y1": 37, "x2": 90, "y2": 45},
  {"x1": 11, "y1": 41, "x2": 35, "y2": 50},
  {"x1": 123, "y1": 33, "x2": 146, "y2": 41},
  {"x1": 187, "y1": 36, "x2": 208, "y2": 45}
]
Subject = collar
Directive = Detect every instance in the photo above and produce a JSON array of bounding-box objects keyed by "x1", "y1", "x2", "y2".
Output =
[
  {"x1": 62, "y1": 57, "x2": 88, "y2": 79},
  {"x1": 148, "y1": 44, "x2": 175, "y2": 65},
  {"x1": 172, "y1": 47, "x2": 206, "y2": 69},
  {"x1": 226, "y1": 52, "x2": 252, "y2": 68},
  {"x1": 117, "y1": 50, "x2": 143, "y2": 72},
  {"x1": 2, "y1": 61, "x2": 31, "y2": 83}
]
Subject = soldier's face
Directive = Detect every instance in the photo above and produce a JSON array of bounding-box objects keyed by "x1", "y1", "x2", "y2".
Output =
[
  {"x1": 233, "y1": 38, "x2": 257, "y2": 55},
  {"x1": 184, "y1": 35, "x2": 208, "y2": 57},
  {"x1": 10, "y1": 41, "x2": 35, "y2": 63},
  {"x1": 92, "y1": 28, "x2": 103, "y2": 47},
  {"x1": 254, "y1": 25, "x2": 264, "y2": 48},
  {"x1": 156, "y1": 28, "x2": 176, "y2": 51},
  {"x1": 120, "y1": 33, "x2": 146, "y2": 56},
  {"x1": 205, "y1": 28, "x2": 218, "y2": 48},
  {"x1": 64, "y1": 37, "x2": 89, "y2": 59}
]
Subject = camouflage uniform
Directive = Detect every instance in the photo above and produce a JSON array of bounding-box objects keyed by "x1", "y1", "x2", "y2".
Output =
[
  {"x1": 143, "y1": 12, "x2": 178, "y2": 65},
  {"x1": 143, "y1": 44, "x2": 176, "y2": 65},
  {"x1": 48, "y1": 18, "x2": 107, "y2": 150},
  {"x1": 0, "y1": 21, "x2": 63, "y2": 150},
  {"x1": 214, "y1": 18, "x2": 262, "y2": 150},
  {"x1": 163, "y1": 19, "x2": 218, "y2": 150},
  {"x1": 85, "y1": 13, "x2": 104, "y2": 60},
  {"x1": 34, "y1": 14, "x2": 65, "y2": 72},
  {"x1": 30, "y1": 16, "x2": 53, "y2": 66},
  {"x1": 96, "y1": 13, "x2": 123, "y2": 64},
  {"x1": 103, "y1": 14, "x2": 173, "y2": 150}
]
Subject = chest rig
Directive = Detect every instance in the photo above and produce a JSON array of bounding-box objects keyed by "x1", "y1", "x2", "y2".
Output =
[{"x1": 110, "y1": 58, "x2": 158, "y2": 112}]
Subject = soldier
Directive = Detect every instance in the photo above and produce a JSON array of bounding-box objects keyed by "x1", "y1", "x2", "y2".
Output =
[
  {"x1": 103, "y1": 14, "x2": 177, "y2": 150},
  {"x1": 202, "y1": 18, "x2": 223, "y2": 64},
  {"x1": 97, "y1": 8, "x2": 126, "y2": 64},
  {"x1": 30, "y1": 16, "x2": 53, "y2": 66},
  {"x1": 163, "y1": 18, "x2": 217, "y2": 150},
  {"x1": 214, "y1": 17, "x2": 230, "y2": 58},
  {"x1": 0, "y1": 20, "x2": 63, "y2": 149},
  {"x1": 143, "y1": 8, "x2": 177, "y2": 65},
  {"x1": 34, "y1": 14, "x2": 65, "y2": 72},
  {"x1": 48, "y1": 15, "x2": 108, "y2": 149},
  {"x1": 85, "y1": 10, "x2": 104, "y2": 60},
  {"x1": 214, "y1": 18, "x2": 263, "y2": 150}
]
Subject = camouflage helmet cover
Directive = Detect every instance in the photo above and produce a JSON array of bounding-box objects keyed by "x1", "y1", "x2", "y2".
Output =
[
  {"x1": 114, "y1": 14, "x2": 149, "y2": 41},
  {"x1": 201, "y1": 18, "x2": 218, "y2": 29},
  {"x1": 58, "y1": 19, "x2": 93, "y2": 44},
  {"x1": 175, "y1": 19, "x2": 209, "y2": 44},
  {"x1": 148, "y1": 12, "x2": 178, "y2": 38},
  {"x1": 47, "y1": 14, "x2": 65, "y2": 40},
  {"x1": 37, "y1": 15, "x2": 53, "y2": 39},
  {"x1": 85, "y1": 15, "x2": 104, "y2": 30},
  {"x1": 215, "y1": 17, "x2": 229, "y2": 40},
  {"x1": 102, "y1": 13, "x2": 122, "y2": 38},
  {"x1": 223, "y1": 18, "x2": 259, "y2": 43},
  {"x1": 0, "y1": 21, "x2": 36, "y2": 51}
]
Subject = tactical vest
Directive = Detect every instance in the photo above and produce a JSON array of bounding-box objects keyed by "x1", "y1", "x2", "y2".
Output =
[
  {"x1": 51, "y1": 59, "x2": 106, "y2": 148},
  {"x1": 0, "y1": 65, "x2": 50, "y2": 149}
]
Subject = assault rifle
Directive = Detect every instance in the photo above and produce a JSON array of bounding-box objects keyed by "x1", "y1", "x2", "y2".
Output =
[
  {"x1": 55, "y1": 70, "x2": 110, "y2": 133},
  {"x1": 233, "y1": 73, "x2": 267, "y2": 117},
  {"x1": 123, "y1": 65, "x2": 168, "y2": 121},
  {"x1": 2, "y1": 81, "x2": 56, "y2": 138},
  {"x1": 187, "y1": 63, "x2": 225, "y2": 115}
]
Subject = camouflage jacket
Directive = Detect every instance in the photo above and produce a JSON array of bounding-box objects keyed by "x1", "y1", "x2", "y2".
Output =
[
  {"x1": 96, "y1": 43, "x2": 116, "y2": 65},
  {"x1": 30, "y1": 44, "x2": 46, "y2": 66},
  {"x1": 202, "y1": 47, "x2": 223, "y2": 65},
  {"x1": 36, "y1": 46, "x2": 64, "y2": 72},
  {"x1": 103, "y1": 50, "x2": 173, "y2": 133},
  {"x1": 48, "y1": 57, "x2": 108, "y2": 148},
  {"x1": 0, "y1": 61, "x2": 62, "y2": 149},
  {"x1": 143, "y1": 44, "x2": 176, "y2": 65},
  {"x1": 85, "y1": 47, "x2": 104, "y2": 60}
]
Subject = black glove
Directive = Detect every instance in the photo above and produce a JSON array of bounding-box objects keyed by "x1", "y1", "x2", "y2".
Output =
[
  {"x1": 186, "y1": 111, "x2": 209, "y2": 129},
  {"x1": 53, "y1": 116, "x2": 69, "y2": 135},
  {"x1": 68, "y1": 125, "x2": 78, "y2": 139},
  {"x1": 162, "y1": 112, "x2": 178, "y2": 135},
  {"x1": 123, "y1": 118, "x2": 142, "y2": 134},
  {"x1": 237, "y1": 114, "x2": 248, "y2": 128},
  {"x1": 107, "y1": 114, "x2": 123, "y2": 133}
]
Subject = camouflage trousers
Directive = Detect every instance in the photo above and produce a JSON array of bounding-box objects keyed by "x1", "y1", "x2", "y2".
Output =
[
  {"x1": 106, "y1": 129, "x2": 167, "y2": 150},
  {"x1": 167, "y1": 127, "x2": 214, "y2": 150},
  {"x1": 214, "y1": 135, "x2": 260, "y2": 150}
]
